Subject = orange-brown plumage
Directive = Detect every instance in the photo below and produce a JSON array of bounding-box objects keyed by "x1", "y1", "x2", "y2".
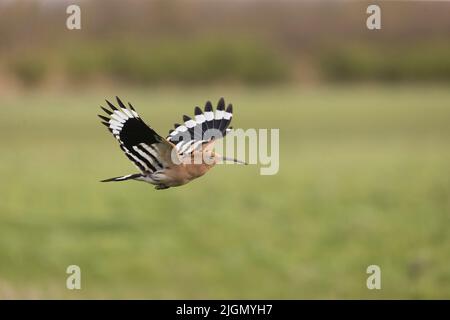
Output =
[{"x1": 98, "y1": 97, "x2": 245, "y2": 190}]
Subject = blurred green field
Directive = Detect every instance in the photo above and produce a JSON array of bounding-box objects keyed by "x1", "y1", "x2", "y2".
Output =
[{"x1": 0, "y1": 85, "x2": 449, "y2": 299}]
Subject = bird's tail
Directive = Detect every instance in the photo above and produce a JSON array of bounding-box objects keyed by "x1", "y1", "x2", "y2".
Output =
[{"x1": 100, "y1": 173, "x2": 143, "y2": 182}]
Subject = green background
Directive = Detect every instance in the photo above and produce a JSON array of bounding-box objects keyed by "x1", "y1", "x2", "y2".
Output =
[{"x1": 1, "y1": 86, "x2": 449, "y2": 298}]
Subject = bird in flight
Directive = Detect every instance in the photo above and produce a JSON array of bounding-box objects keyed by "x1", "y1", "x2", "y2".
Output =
[{"x1": 98, "y1": 97, "x2": 246, "y2": 190}]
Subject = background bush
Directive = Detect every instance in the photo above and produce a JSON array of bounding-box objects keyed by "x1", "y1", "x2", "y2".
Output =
[
  {"x1": 61, "y1": 39, "x2": 290, "y2": 85},
  {"x1": 10, "y1": 56, "x2": 48, "y2": 86},
  {"x1": 319, "y1": 43, "x2": 450, "y2": 82}
]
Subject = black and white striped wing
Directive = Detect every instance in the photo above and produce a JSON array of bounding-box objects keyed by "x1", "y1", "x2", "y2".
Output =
[
  {"x1": 167, "y1": 97, "x2": 233, "y2": 155},
  {"x1": 98, "y1": 97, "x2": 177, "y2": 173}
]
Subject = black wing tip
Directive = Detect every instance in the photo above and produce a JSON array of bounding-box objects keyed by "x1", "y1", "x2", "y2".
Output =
[
  {"x1": 128, "y1": 102, "x2": 136, "y2": 111},
  {"x1": 101, "y1": 106, "x2": 112, "y2": 115},
  {"x1": 226, "y1": 104, "x2": 233, "y2": 113},
  {"x1": 116, "y1": 96, "x2": 126, "y2": 109},
  {"x1": 98, "y1": 114, "x2": 110, "y2": 122},
  {"x1": 217, "y1": 97, "x2": 225, "y2": 110},
  {"x1": 183, "y1": 115, "x2": 191, "y2": 121},
  {"x1": 106, "y1": 99, "x2": 118, "y2": 111},
  {"x1": 205, "y1": 101, "x2": 213, "y2": 111},
  {"x1": 194, "y1": 106, "x2": 202, "y2": 115},
  {"x1": 174, "y1": 123, "x2": 181, "y2": 128}
]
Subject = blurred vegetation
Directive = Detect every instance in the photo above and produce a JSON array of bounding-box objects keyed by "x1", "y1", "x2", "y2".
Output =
[
  {"x1": 81, "y1": 39, "x2": 288, "y2": 84},
  {"x1": 320, "y1": 43, "x2": 450, "y2": 82},
  {"x1": 1, "y1": 0, "x2": 450, "y2": 300},
  {"x1": 1, "y1": 0, "x2": 450, "y2": 87},
  {"x1": 8, "y1": 38, "x2": 290, "y2": 86},
  {"x1": 9, "y1": 39, "x2": 450, "y2": 86},
  {"x1": 9, "y1": 55, "x2": 48, "y2": 87},
  {"x1": 0, "y1": 86, "x2": 449, "y2": 298}
]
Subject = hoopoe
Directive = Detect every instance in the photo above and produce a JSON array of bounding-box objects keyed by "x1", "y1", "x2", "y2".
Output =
[{"x1": 98, "y1": 97, "x2": 246, "y2": 190}]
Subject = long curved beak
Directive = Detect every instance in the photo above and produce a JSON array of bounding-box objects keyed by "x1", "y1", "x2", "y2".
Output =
[{"x1": 221, "y1": 156, "x2": 248, "y2": 165}]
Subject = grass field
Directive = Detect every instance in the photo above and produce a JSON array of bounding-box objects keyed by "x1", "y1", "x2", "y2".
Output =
[{"x1": 0, "y1": 85, "x2": 449, "y2": 299}]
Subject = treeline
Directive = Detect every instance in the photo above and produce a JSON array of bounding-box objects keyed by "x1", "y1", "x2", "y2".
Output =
[
  {"x1": 2, "y1": 0, "x2": 450, "y2": 86},
  {"x1": 320, "y1": 44, "x2": 450, "y2": 82},
  {"x1": 8, "y1": 38, "x2": 450, "y2": 86},
  {"x1": 8, "y1": 39, "x2": 290, "y2": 86}
]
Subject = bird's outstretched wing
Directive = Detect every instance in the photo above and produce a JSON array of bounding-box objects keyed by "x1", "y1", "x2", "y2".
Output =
[
  {"x1": 167, "y1": 98, "x2": 233, "y2": 155},
  {"x1": 98, "y1": 97, "x2": 178, "y2": 173}
]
